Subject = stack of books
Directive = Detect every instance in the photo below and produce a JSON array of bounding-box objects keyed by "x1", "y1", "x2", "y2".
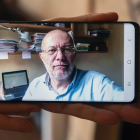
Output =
[
  {"x1": 30, "y1": 33, "x2": 46, "y2": 51},
  {"x1": 0, "y1": 39, "x2": 20, "y2": 53},
  {"x1": 17, "y1": 33, "x2": 46, "y2": 52},
  {"x1": 88, "y1": 29, "x2": 111, "y2": 38}
]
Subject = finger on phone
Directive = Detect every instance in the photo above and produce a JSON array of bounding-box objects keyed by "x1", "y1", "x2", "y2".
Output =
[
  {"x1": 41, "y1": 103, "x2": 120, "y2": 125},
  {"x1": 44, "y1": 12, "x2": 118, "y2": 22},
  {"x1": 97, "y1": 104, "x2": 140, "y2": 124},
  {"x1": 0, "y1": 103, "x2": 41, "y2": 114},
  {"x1": 0, "y1": 114, "x2": 34, "y2": 133}
]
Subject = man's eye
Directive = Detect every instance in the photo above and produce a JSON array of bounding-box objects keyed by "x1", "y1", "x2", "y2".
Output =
[
  {"x1": 64, "y1": 48, "x2": 71, "y2": 52},
  {"x1": 48, "y1": 49, "x2": 56, "y2": 52}
]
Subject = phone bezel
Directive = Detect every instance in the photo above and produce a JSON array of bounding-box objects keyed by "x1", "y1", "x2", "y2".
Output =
[{"x1": 0, "y1": 21, "x2": 139, "y2": 103}]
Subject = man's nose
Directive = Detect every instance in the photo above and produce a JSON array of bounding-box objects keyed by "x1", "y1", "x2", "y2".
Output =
[{"x1": 55, "y1": 49, "x2": 65, "y2": 60}]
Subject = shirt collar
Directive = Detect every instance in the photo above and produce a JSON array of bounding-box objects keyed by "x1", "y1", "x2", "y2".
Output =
[
  {"x1": 70, "y1": 67, "x2": 77, "y2": 86},
  {"x1": 45, "y1": 72, "x2": 50, "y2": 86},
  {"x1": 43, "y1": 67, "x2": 78, "y2": 87}
]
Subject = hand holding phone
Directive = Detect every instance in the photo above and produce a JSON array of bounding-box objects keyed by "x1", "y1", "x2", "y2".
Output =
[
  {"x1": 0, "y1": 13, "x2": 120, "y2": 133},
  {"x1": 0, "y1": 12, "x2": 140, "y2": 135},
  {"x1": 0, "y1": 103, "x2": 41, "y2": 132}
]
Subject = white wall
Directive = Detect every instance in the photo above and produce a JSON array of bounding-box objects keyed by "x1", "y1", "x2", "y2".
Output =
[{"x1": 75, "y1": 24, "x2": 124, "y2": 87}]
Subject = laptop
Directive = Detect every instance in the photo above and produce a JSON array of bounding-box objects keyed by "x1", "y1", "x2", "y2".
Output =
[{"x1": 2, "y1": 70, "x2": 29, "y2": 100}]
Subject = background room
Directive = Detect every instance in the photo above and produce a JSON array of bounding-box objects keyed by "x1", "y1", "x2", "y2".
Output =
[{"x1": 0, "y1": 23, "x2": 124, "y2": 87}]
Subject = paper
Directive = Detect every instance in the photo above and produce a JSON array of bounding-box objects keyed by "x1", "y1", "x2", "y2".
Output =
[
  {"x1": 0, "y1": 81, "x2": 4, "y2": 100},
  {"x1": 0, "y1": 52, "x2": 8, "y2": 59},
  {"x1": 22, "y1": 52, "x2": 31, "y2": 59}
]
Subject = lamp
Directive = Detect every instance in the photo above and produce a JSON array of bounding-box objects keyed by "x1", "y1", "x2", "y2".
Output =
[
  {"x1": 0, "y1": 24, "x2": 31, "y2": 43},
  {"x1": 16, "y1": 28, "x2": 31, "y2": 43}
]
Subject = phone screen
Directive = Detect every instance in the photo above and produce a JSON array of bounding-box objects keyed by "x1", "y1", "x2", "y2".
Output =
[{"x1": 0, "y1": 22, "x2": 139, "y2": 102}]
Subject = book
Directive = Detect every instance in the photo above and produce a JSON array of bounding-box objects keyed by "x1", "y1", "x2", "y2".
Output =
[
  {"x1": 76, "y1": 43, "x2": 89, "y2": 51},
  {"x1": 33, "y1": 39, "x2": 42, "y2": 44},
  {"x1": 0, "y1": 39, "x2": 20, "y2": 44},
  {"x1": 88, "y1": 29, "x2": 112, "y2": 38},
  {"x1": 0, "y1": 39, "x2": 20, "y2": 52},
  {"x1": 32, "y1": 33, "x2": 46, "y2": 36}
]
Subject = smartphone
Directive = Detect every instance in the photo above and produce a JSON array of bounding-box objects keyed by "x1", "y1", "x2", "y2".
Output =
[{"x1": 0, "y1": 21, "x2": 139, "y2": 103}]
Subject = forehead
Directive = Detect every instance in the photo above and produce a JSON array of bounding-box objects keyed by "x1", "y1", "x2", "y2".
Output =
[{"x1": 42, "y1": 30, "x2": 72, "y2": 48}]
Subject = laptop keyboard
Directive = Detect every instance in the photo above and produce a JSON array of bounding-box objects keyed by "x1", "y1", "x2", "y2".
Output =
[{"x1": 5, "y1": 86, "x2": 28, "y2": 95}]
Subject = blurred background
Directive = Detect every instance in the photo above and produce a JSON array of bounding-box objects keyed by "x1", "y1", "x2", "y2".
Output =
[
  {"x1": 0, "y1": 0, "x2": 140, "y2": 24},
  {"x1": 0, "y1": 0, "x2": 139, "y2": 140}
]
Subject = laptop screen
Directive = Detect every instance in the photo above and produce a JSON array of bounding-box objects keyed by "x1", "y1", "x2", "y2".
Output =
[{"x1": 3, "y1": 71, "x2": 28, "y2": 89}]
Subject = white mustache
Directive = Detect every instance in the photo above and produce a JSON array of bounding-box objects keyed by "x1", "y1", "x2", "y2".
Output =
[{"x1": 53, "y1": 63, "x2": 69, "y2": 67}]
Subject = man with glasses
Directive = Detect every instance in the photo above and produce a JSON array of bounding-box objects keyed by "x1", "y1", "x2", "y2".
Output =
[{"x1": 23, "y1": 29, "x2": 124, "y2": 101}]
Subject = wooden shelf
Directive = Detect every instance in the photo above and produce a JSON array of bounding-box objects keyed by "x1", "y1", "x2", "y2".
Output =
[
  {"x1": 74, "y1": 35, "x2": 97, "y2": 38},
  {"x1": 74, "y1": 35, "x2": 108, "y2": 39},
  {"x1": 8, "y1": 51, "x2": 38, "y2": 54},
  {"x1": 0, "y1": 23, "x2": 71, "y2": 33},
  {"x1": 78, "y1": 50, "x2": 108, "y2": 53},
  {"x1": 8, "y1": 51, "x2": 107, "y2": 54},
  {"x1": 74, "y1": 36, "x2": 107, "y2": 43},
  {"x1": 0, "y1": 23, "x2": 108, "y2": 55}
]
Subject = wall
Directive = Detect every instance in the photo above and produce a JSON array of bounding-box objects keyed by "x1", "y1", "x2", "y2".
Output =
[{"x1": 75, "y1": 24, "x2": 124, "y2": 87}]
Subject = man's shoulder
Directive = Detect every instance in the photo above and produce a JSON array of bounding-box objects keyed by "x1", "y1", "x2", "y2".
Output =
[
  {"x1": 30, "y1": 73, "x2": 46, "y2": 86},
  {"x1": 77, "y1": 68, "x2": 106, "y2": 79}
]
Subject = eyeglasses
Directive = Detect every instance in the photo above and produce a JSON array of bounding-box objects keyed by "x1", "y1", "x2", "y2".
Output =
[{"x1": 41, "y1": 47, "x2": 76, "y2": 55}]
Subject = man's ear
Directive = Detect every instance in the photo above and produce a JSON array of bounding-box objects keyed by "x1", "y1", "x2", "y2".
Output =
[
  {"x1": 39, "y1": 52, "x2": 45, "y2": 63},
  {"x1": 39, "y1": 52, "x2": 46, "y2": 66},
  {"x1": 39, "y1": 52, "x2": 43, "y2": 60}
]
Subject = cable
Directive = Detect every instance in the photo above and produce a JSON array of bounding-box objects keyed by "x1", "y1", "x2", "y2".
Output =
[{"x1": 0, "y1": 24, "x2": 17, "y2": 32}]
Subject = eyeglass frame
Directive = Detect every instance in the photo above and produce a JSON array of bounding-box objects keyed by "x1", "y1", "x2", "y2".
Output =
[{"x1": 41, "y1": 46, "x2": 77, "y2": 55}]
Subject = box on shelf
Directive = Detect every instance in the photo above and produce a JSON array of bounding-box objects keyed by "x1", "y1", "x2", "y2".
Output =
[
  {"x1": 88, "y1": 41, "x2": 108, "y2": 51},
  {"x1": 76, "y1": 43, "x2": 90, "y2": 51}
]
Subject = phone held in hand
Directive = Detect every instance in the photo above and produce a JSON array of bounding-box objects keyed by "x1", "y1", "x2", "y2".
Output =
[{"x1": 0, "y1": 21, "x2": 139, "y2": 103}]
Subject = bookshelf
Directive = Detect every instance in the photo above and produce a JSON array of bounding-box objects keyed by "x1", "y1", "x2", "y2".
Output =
[
  {"x1": 74, "y1": 35, "x2": 108, "y2": 43},
  {"x1": 9, "y1": 52, "x2": 37, "y2": 55},
  {"x1": 9, "y1": 50, "x2": 107, "y2": 54},
  {"x1": 0, "y1": 22, "x2": 110, "y2": 54},
  {"x1": 73, "y1": 23, "x2": 109, "y2": 52},
  {"x1": 0, "y1": 23, "x2": 71, "y2": 33}
]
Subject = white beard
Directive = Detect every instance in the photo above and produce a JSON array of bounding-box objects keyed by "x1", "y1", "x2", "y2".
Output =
[{"x1": 45, "y1": 62, "x2": 75, "y2": 80}]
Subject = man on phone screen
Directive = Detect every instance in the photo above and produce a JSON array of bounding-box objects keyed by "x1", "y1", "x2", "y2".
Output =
[{"x1": 22, "y1": 29, "x2": 124, "y2": 101}]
